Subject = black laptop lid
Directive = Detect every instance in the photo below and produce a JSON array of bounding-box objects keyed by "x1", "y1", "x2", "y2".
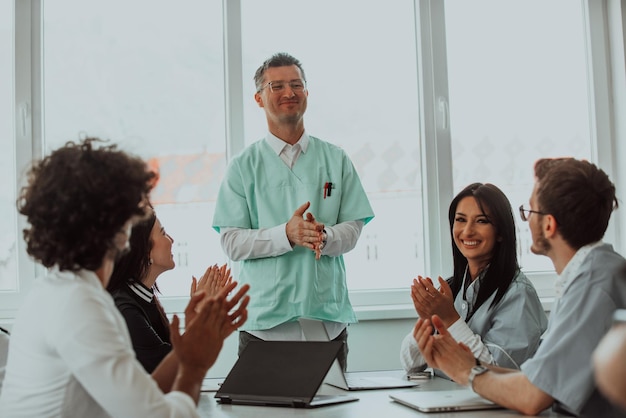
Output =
[{"x1": 215, "y1": 340, "x2": 342, "y2": 406}]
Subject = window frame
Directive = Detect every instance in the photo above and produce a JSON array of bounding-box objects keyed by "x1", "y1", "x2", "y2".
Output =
[
  {"x1": 0, "y1": 0, "x2": 41, "y2": 322},
  {"x1": 3, "y1": 0, "x2": 623, "y2": 322}
]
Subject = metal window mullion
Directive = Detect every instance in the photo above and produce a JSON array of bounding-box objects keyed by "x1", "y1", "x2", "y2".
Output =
[
  {"x1": 222, "y1": 0, "x2": 245, "y2": 161},
  {"x1": 415, "y1": 0, "x2": 453, "y2": 276},
  {"x1": 4, "y1": 0, "x2": 41, "y2": 320},
  {"x1": 583, "y1": 0, "x2": 619, "y2": 247}
]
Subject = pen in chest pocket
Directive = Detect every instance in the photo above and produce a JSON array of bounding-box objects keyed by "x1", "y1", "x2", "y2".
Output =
[{"x1": 323, "y1": 182, "x2": 333, "y2": 199}]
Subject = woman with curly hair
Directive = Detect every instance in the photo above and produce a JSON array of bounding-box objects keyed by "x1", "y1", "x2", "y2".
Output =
[
  {"x1": 400, "y1": 183, "x2": 547, "y2": 373},
  {"x1": 107, "y1": 208, "x2": 232, "y2": 373},
  {"x1": 0, "y1": 138, "x2": 249, "y2": 418}
]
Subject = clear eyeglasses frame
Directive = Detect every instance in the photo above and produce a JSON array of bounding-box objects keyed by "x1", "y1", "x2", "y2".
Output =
[{"x1": 259, "y1": 80, "x2": 306, "y2": 94}]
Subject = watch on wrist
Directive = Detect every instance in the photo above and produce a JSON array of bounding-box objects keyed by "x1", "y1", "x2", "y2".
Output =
[
  {"x1": 468, "y1": 364, "x2": 489, "y2": 390},
  {"x1": 319, "y1": 229, "x2": 328, "y2": 250}
]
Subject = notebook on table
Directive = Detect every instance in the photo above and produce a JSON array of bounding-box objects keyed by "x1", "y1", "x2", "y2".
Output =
[
  {"x1": 390, "y1": 389, "x2": 503, "y2": 413},
  {"x1": 201, "y1": 377, "x2": 221, "y2": 392},
  {"x1": 214, "y1": 340, "x2": 358, "y2": 408},
  {"x1": 298, "y1": 317, "x2": 419, "y2": 391}
]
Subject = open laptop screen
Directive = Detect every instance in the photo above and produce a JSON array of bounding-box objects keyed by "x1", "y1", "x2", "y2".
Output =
[{"x1": 215, "y1": 340, "x2": 348, "y2": 406}]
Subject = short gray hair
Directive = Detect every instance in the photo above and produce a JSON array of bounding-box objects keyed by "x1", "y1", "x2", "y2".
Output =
[{"x1": 253, "y1": 52, "x2": 306, "y2": 92}]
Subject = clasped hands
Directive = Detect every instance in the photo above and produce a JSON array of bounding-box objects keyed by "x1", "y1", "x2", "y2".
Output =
[
  {"x1": 413, "y1": 314, "x2": 476, "y2": 386},
  {"x1": 286, "y1": 201, "x2": 325, "y2": 260}
]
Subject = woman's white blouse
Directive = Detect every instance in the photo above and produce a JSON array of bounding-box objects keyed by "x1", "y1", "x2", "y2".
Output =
[{"x1": 0, "y1": 267, "x2": 197, "y2": 418}]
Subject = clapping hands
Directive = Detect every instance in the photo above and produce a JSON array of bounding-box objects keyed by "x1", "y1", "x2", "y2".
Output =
[
  {"x1": 411, "y1": 276, "x2": 460, "y2": 327},
  {"x1": 191, "y1": 263, "x2": 233, "y2": 297},
  {"x1": 187, "y1": 263, "x2": 233, "y2": 327},
  {"x1": 170, "y1": 281, "x2": 250, "y2": 377}
]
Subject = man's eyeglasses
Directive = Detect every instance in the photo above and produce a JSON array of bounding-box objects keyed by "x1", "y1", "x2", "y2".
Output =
[
  {"x1": 259, "y1": 80, "x2": 306, "y2": 94},
  {"x1": 518, "y1": 205, "x2": 549, "y2": 222}
]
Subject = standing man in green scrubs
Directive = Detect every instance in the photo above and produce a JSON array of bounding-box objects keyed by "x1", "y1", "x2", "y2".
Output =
[{"x1": 213, "y1": 52, "x2": 374, "y2": 370}]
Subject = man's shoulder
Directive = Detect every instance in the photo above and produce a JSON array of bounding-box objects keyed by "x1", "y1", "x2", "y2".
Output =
[
  {"x1": 307, "y1": 136, "x2": 352, "y2": 162},
  {"x1": 569, "y1": 243, "x2": 626, "y2": 294},
  {"x1": 239, "y1": 138, "x2": 266, "y2": 153},
  {"x1": 308, "y1": 135, "x2": 343, "y2": 150},
  {"x1": 230, "y1": 139, "x2": 270, "y2": 162},
  {"x1": 585, "y1": 243, "x2": 626, "y2": 270}
]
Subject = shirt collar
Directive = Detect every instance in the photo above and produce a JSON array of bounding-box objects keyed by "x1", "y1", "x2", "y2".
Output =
[
  {"x1": 461, "y1": 265, "x2": 488, "y2": 302},
  {"x1": 555, "y1": 240, "x2": 603, "y2": 299},
  {"x1": 50, "y1": 266, "x2": 103, "y2": 289},
  {"x1": 265, "y1": 131, "x2": 309, "y2": 155},
  {"x1": 127, "y1": 280, "x2": 154, "y2": 303}
]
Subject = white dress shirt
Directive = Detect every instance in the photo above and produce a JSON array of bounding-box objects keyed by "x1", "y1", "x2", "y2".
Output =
[{"x1": 0, "y1": 267, "x2": 197, "y2": 418}]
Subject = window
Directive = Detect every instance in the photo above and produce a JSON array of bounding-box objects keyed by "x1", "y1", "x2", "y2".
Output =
[
  {"x1": 241, "y1": 0, "x2": 425, "y2": 291},
  {"x1": 445, "y1": 0, "x2": 592, "y2": 294},
  {"x1": 239, "y1": 0, "x2": 600, "y2": 297},
  {"x1": 4, "y1": 1, "x2": 622, "y2": 321},
  {"x1": 42, "y1": 0, "x2": 226, "y2": 298},
  {"x1": 0, "y1": 0, "x2": 17, "y2": 293}
]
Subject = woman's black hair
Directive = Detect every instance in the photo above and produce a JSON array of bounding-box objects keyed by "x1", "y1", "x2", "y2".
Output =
[
  {"x1": 107, "y1": 210, "x2": 170, "y2": 335},
  {"x1": 107, "y1": 211, "x2": 157, "y2": 293}
]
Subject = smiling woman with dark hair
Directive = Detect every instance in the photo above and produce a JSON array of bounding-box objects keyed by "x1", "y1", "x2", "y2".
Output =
[
  {"x1": 107, "y1": 208, "x2": 233, "y2": 373},
  {"x1": 400, "y1": 182, "x2": 547, "y2": 373},
  {"x1": 107, "y1": 211, "x2": 173, "y2": 373},
  {"x1": 0, "y1": 138, "x2": 249, "y2": 418}
]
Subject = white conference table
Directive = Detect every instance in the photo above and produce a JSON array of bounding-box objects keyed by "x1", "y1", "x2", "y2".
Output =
[{"x1": 197, "y1": 370, "x2": 569, "y2": 417}]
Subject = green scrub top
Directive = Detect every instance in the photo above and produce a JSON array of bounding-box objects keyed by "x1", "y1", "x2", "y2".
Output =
[{"x1": 213, "y1": 136, "x2": 374, "y2": 330}]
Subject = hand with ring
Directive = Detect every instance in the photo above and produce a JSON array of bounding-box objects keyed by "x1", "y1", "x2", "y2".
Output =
[{"x1": 410, "y1": 275, "x2": 460, "y2": 327}]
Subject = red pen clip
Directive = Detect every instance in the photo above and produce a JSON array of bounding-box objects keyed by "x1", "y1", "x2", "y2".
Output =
[{"x1": 323, "y1": 182, "x2": 328, "y2": 199}]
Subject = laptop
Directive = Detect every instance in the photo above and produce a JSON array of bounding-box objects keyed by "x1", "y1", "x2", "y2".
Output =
[
  {"x1": 215, "y1": 340, "x2": 358, "y2": 408},
  {"x1": 298, "y1": 317, "x2": 419, "y2": 391},
  {"x1": 390, "y1": 389, "x2": 503, "y2": 413}
]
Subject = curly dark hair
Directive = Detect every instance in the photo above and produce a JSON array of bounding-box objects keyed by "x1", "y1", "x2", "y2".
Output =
[{"x1": 17, "y1": 138, "x2": 155, "y2": 272}]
